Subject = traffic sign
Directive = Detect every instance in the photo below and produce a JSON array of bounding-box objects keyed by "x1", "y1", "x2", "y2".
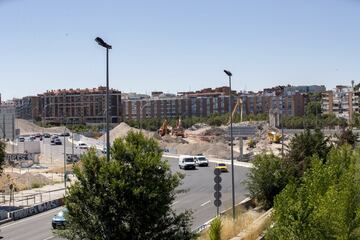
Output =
[
  {"x1": 214, "y1": 176, "x2": 222, "y2": 183},
  {"x1": 214, "y1": 192, "x2": 222, "y2": 199},
  {"x1": 214, "y1": 168, "x2": 221, "y2": 176},
  {"x1": 214, "y1": 199, "x2": 222, "y2": 207},
  {"x1": 228, "y1": 126, "x2": 256, "y2": 137},
  {"x1": 214, "y1": 184, "x2": 222, "y2": 191}
]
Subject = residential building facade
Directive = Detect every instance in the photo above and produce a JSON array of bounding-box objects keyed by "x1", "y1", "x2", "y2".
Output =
[
  {"x1": 322, "y1": 85, "x2": 360, "y2": 121},
  {"x1": 41, "y1": 87, "x2": 122, "y2": 124}
]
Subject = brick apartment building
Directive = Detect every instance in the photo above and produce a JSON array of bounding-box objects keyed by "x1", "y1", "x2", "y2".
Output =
[
  {"x1": 122, "y1": 86, "x2": 310, "y2": 121},
  {"x1": 14, "y1": 87, "x2": 122, "y2": 125},
  {"x1": 41, "y1": 87, "x2": 122, "y2": 124}
]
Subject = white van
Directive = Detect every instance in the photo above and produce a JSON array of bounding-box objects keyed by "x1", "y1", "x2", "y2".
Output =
[
  {"x1": 194, "y1": 154, "x2": 209, "y2": 167},
  {"x1": 178, "y1": 155, "x2": 196, "y2": 170}
]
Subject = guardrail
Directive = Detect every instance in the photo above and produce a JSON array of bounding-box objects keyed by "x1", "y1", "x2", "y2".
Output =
[{"x1": 0, "y1": 187, "x2": 65, "y2": 207}]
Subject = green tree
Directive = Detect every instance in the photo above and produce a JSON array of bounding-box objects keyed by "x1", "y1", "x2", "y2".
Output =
[
  {"x1": 246, "y1": 153, "x2": 292, "y2": 209},
  {"x1": 337, "y1": 128, "x2": 358, "y2": 148},
  {"x1": 267, "y1": 146, "x2": 360, "y2": 240},
  {"x1": 286, "y1": 129, "x2": 332, "y2": 178},
  {"x1": 61, "y1": 132, "x2": 195, "y2": 240},
  {"x1": 305, "y1": 101, "x2": 321, "y2": 116}
]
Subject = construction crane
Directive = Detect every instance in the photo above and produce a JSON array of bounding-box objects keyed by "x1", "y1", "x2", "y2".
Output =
[
  {"x1": 228, "y1": 98, "x2": 243, "y2": 124},
  {"x1": 172, "y1": 117, "x2": 185, "y2": 137}
]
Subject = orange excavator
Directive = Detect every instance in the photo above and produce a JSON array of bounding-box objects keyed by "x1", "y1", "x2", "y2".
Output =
[
  {"x1": 172, "y1": 117, "x2": 185, "y2": 138},
  {"x1": 158, "y1": 119, "x2": 170, "y2": 136}
]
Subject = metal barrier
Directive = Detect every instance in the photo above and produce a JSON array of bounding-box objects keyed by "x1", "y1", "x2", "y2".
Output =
[{"x1": 0, "y1": 188, "x2": 65, "y2": 207}]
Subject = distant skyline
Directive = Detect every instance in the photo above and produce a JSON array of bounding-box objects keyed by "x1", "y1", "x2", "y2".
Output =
[{"x1": 1, "y1": 0, "x2": 360, "y2": 100}]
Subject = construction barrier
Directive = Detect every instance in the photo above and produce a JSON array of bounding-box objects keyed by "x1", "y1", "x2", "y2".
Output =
[{"x1": 9, "y1": 198, "x2": 64, "y2": 221}]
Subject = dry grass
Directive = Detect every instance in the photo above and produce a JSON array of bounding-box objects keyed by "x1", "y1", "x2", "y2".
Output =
[
  {"x1": 45, "y1": 164, "x2": 76, "y2": 174},
  {"x1": 198, "y1": 206, "x2": 264, "y2": 240},
  {"x1": 0, "y1": 172, "x2": 53, "y2": 192},
  {"x1": 240, "y1": 209, "x2": 272, "y2": 240}
]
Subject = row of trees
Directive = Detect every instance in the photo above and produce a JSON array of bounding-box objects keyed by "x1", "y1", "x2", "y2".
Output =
[
  {"x1": 246, "y1": 128, "x2": 360, "y2": 239},
  {"x1": 126, "y1": 113, "x2": 268, "y2": 131}
]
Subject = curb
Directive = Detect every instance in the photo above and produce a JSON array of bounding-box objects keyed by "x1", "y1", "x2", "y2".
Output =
[{"x1": 0, "y1": 218, "x2": 12, "y2": 225}]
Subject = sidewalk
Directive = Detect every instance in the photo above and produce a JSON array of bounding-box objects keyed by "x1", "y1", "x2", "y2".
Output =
[{"x1": 0, "y1": 182, "x2": 65, "y2": 208}]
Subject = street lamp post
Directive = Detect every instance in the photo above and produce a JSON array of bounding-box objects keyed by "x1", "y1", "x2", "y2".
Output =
[
  {"x1": 95, "y1": 37, "x2": 112, "y2": 162},
  {"x1": 224, "y1": 69, "x2": 235, "y2": 221},
  {"x1": 140, "y1": 102, "x2": 151, "y2": 132}
]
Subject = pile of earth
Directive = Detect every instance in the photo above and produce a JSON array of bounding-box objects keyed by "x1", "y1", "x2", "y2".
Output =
[
  {"x1": 99, "y1": 122, "x2": 161, "y2": 143},
  {"x1": 16, "y1": 119, "x2": 68, "y2": 135}
]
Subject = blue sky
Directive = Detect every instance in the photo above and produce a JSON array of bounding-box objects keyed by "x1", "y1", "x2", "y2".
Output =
[{"x1": 1, "y1": 0, "x2": 360, "y2": 100}]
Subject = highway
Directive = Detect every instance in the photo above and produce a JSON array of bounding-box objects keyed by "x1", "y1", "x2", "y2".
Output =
[{"x1": 6, "y1": 137, "x2": 250, "y2": 239}]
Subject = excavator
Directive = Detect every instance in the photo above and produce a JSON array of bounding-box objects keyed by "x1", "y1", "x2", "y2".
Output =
[
  {"x1": 227, "y1": 98, "x2": 243, "y2": 124},
  {"x1": 172, "y1": 117, "x2": 185, "y2": 137},
  {"x1": 158, "y1": 119, "x2": 170, "y2": 136},
  {"x1": 268, "y1": 131, "x2": 282, "y2": 143}
]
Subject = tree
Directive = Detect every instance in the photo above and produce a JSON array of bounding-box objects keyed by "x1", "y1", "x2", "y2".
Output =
[
  {"x1": 61, "y1": 132, "x2": 195, "y2": 240},
  {"x1": 305, "y1": 101, "x2": 321, "y2": 117},
  {"x1": 246, "y1": 153, "x2": 292, "y2": 209},
  {"x1": 266, "y1": 146, "x2": 360, "y2": 240},
  {"x1": 337, "y1": 128, "x2": 358, "y2": 148},
  {"x1": 286, "y1": 129, "x2": 332, "y2": 178}
]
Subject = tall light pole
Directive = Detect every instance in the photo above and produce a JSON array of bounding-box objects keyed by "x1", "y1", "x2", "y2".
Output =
[
  {"x1": 95, "y1": 37, "x2": 112, "y2": 161},
  {"x1": 224, "y1": 69, "x2": 235, "y2": 221},
  {"x1": 140, "y1": 102, "x2": 151, "y2": 132}
]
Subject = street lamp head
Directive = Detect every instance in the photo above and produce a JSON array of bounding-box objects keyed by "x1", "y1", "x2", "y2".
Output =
[
  {"x1": 95, "y1": 37, "x2": 112, "y2": 49},
  {"x1": 224, "y1": 69, "x2": 232, "y2": 77}
]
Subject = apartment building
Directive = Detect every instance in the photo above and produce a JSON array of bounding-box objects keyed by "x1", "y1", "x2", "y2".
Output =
[
  {"x1": 41, "y1": 87, "x2": 122, "y2": 124},
  {"x1": 14, "y1": 96, "x2": 42, "y2": 120},
  {"x1": 322, "y1": 85, "x2": 360, "y2": 121},
  {"x1": 122, "y1": 86, "x2": 309, "y2": 121},
  {"x1": 0, "y1": 101, "x2": 16, "y2": 140}
]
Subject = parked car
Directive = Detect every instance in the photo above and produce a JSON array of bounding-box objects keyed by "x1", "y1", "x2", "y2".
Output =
[
  {"x1": 35, "y1": 133, "x2": 42, "y2": 138},
  {"x1": 215, "y1": 163, "x2": 228, "y2": 172},
  {"x1": 178, "y1": 155, "x2": 196, "y2": 170},
  {"x1": 60, "y1": 132, "x2": 70, "y2": 137},
  {"x1": 194, "y1": 154, "x2": 209, "y2": 167},
  {"x1": 50, "y1": 135, "x2": 59, "y2": 144},
  {"x1": 52, "y1": 208, "x2": 68, "y2": 229},
  {"x1": 76, "y1": 142, "x2": 88, "y2": 150},
  {"x1": 54, "y1": 138, "x2": 62, "y2": 145},
  {"x1": 43, "y1": 133, "x2": 51, "y2": 138},
  {"x1": 18, "y1": 137, "x2": 25, "y2": 142}
]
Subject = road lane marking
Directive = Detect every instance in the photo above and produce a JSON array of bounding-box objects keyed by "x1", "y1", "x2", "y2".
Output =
[
  {"x1": 171, "y1": 201, "x2": 179, "y2": 206},
  {"x1": 42, "y1": 236, "x2": 55, "y2": 240},
  {"x1": 200, "y1": 200, "x2": 211, "y2": 207},
  {"x1": 1, "y1": 207, "x2": 61, "y2": 229}
]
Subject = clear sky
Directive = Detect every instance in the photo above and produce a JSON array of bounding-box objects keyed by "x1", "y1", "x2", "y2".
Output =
[{"x1": 1, "y1": 0, "x2": 360, "y2": 100}]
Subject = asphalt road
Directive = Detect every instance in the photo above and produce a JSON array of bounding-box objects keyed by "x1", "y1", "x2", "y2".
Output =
[
  {"x1": 0, "y1": 207, "x2": 63, "y2": 240},
  {"x1": 3, "y1": 152, "x2": 249, "y2": 239}
]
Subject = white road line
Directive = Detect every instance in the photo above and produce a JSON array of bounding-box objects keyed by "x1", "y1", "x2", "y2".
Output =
[
  {"x1": 200, "y1": 200, "x2": 211, "y2": 207},
  {"x1": 1, "y1": 207, "x2": 61, "y2": 229},
  {"x1": 42, "y1": 236, "x2": 55, "y2": 240},
  {"x1": 171, "y1": 201, "x2": 179, "y2": 206}
]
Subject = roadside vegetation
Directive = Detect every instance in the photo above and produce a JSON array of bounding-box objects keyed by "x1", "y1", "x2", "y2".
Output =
[
  {"x1": 245, "y1": 127, "x2": 360, "y2": 239},
  {"x1": 59, "y1": 131, "x2": 196, "y2": 240}
]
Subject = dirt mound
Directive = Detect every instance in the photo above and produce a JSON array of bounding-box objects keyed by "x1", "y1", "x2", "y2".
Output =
[
  {"x1": 99, "y1": 122, "x2": 161, "y2": 143},
  {"x1": 161, "y1": 135, "x2": 188, "y2": 144},
  {"x1": 16, "y1": 119, "x2": 68, "y2": 135}
]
